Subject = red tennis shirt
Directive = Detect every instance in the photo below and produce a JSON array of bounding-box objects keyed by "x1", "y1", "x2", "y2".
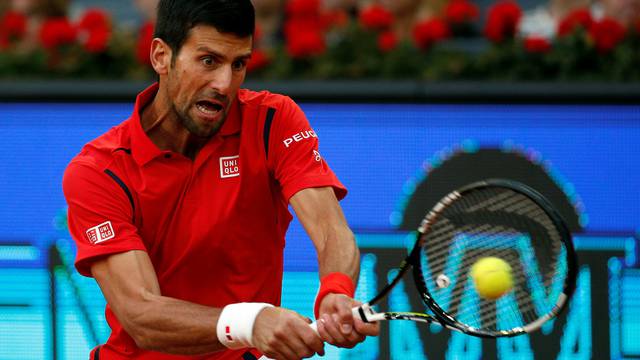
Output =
[{"x1": 62, "y1": 83, "x2": 346, "y2": 359}]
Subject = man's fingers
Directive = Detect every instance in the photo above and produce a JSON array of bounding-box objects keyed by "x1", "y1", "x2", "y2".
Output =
[
  {"x1": 341, "y1": 320, "x2": 365, "y2": 346},
  {"x1": 261, "y1": 334, "x2": 298, "y2": 360},
  {"x1": 339, "y1": 309, "x2": 357, "y2": 335},
  {"x1": 330, "y1": 313, "x2": 363, "y2": 347},
  {"x1": 299, "y1": 327, "x2": 325, "y2": 357},
  {"x1": 317, "y1": 317, "x2": 336, "y2": 344},
  {"x1": 290, "y1": 315, "x2": 324, "y2": 358},
  {"x1": 315, "y1": 294, "x2": 379, "y2": 349},
  {"x1": 322, "y1": 313, "x2": 348, "y2": 343},
  {"x1": 269, "y1": 347, "x2": 295, "y2": 360},
  {"x1": 253, "y1": 307, "x2": 325, "y2": 359},
  {"x1": 354, "y1": 316, "x2": 380, "y2": 336}
]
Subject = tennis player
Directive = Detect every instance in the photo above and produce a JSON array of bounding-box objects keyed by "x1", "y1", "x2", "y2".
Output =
[{"x1": 62, "y1": 0, "x2": 378, "y2": 359}]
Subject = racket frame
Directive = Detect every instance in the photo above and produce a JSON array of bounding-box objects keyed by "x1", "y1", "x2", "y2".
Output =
[{"x1": 355, "y1": 179, "x2": 578, "y2": 338}]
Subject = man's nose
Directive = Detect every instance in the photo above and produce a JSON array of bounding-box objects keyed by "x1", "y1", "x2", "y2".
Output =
[{"x1": 207, "y1": 65, "x2": 233, "y2": 96}]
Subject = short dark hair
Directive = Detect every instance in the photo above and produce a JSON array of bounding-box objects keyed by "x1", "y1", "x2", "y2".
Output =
[{"x1": 155, "y1": 0, "x2": 255, "y2": 55}]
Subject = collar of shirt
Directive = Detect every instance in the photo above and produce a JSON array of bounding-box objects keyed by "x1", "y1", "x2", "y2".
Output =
[{"x1": 128, "y1": 83, "x2": 242, "y2": 166}]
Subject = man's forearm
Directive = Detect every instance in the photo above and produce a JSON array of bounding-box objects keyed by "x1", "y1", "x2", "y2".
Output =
[
  {"x1": 289, "y1": 187, "x2": 360, "y2": 282},
  {"x1": 316, "y1": 226, "x2": 360, "y2": 282},
  {"x1": 120, "y1": 289, "x2": 224, "y2": 355}
]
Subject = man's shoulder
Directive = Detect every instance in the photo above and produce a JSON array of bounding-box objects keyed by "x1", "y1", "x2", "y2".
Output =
[
  {"x1": 237, "y1": 88, "x2": 296, "y2": 110},
  {"x1": 68, "y1": 120, "x2": 132, "y2": 170}
]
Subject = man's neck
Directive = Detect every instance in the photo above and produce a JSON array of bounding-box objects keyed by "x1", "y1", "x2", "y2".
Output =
[{"x1": 139, "y1": 90, "x2": 209, "y2": 160}]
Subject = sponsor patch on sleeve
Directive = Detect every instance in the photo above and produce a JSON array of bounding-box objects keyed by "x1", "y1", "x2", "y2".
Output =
[
  {"x1": 283, "y1": 130, "x2": 317, "y2": 148},
  {"x1": 85, "y1": 221, "x2": 115, "y2": 244}
]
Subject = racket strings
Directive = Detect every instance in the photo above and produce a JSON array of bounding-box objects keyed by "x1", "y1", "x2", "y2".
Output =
[
  {"x1": 430, "y1": 234, "x2": 538, "y2": 329},
  {"x1": 425, "y1": 224, "x2": 515, "y2": 272},
  {"x1": 417, "y1": 186, "x2": 568, "y2": 333},
  {"x1": 423, "y1": 188, "x2": 530, "y2": 253}
]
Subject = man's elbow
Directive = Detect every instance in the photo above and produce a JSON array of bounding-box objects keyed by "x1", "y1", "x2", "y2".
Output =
[
  {"x1": 122, "y1": 311, "x2": 158, "y2": 350},
  {"x1": 114, "y1": 294, "x2": 163, "y2": 351},
  {"x1": 132, "y1": 333, "x2": 155, "y2": 351}
]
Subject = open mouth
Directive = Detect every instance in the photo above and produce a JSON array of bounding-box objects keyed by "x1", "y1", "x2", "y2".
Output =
[{"x1": 196, "y1": 100, "x2": 224, "y2": 116}]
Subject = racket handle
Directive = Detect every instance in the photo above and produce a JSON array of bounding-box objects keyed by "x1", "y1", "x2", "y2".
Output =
[
  {"x1": 309, "y1": 321, "x2": 318, "y2": 334},
  {"x1": 260, "y1": 309, "x2": 370, "y2": 360},
  {"x1": 310, "y1": 306, "x2": 371, "y2": 332},
  {"x1": 352, "y1": 303, "x2": 375, "y2": 322}
]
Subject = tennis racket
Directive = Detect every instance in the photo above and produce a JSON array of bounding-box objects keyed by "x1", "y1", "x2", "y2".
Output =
[
  {"x1": 260, "y1": 179, "x2": 577, "y2": 359},
  {"x1": 353, "y1": 178, "x2": 578, "y2": 338}
]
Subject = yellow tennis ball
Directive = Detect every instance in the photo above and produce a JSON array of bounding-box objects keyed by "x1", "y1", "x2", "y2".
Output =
[{"x1": 470, "y1": 257, "x2": 513, "y2": 300}]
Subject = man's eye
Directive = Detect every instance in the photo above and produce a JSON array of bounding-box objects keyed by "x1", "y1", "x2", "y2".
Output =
[
  {"x1": 232, "y1": 60, "x2": 247, "y2": 71},
  {"x1": 201, "y1": 57, "x2": 214, "y2": 66}
]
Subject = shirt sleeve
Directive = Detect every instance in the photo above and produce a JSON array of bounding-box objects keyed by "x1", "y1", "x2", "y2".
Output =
[
  {"x1": 268, "y1": 97, "x2": 347, "y2": 202},
  {"x1": 62, "y1": 159, "x2": 147, "y2": 277}
]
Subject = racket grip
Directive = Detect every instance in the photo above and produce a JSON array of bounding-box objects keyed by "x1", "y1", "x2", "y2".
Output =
[
  {"x1": 260, "y1": 309, "x2": 367, "y2": 360},
  {"x1": 352, "y1": 303, "x2": 374, "y2": 322},
  {"x1": 311, "y1": 306, "x2": 370, "y2": 332},
  {"x1": 309, "y1": 321, "x2": 318, "y2": 334}
]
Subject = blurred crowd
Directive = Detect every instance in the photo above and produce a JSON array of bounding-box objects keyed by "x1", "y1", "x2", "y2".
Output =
[
  {"x1": 520, "y1": 0, "x2": 640, "y2": 38},
  {"x1": 3, "y1": 0, "x2": 639, "y2": 44},
  {"x1": 0, "y1": 0, "x2": 156, "y2": 51},
  {"x1": 0, "y1": 0, "x2": 639, "y2": 79}
]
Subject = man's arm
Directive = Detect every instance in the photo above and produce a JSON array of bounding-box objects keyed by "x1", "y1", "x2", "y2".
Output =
[
  {"x1": 91, "y1": 250, "x2": 222, "y2": 354},
  {"x1": 290, "y1": 187, "x2": 379, "y2": 347},
  {"x1": 290, "y1": 187, "x2": 359, "y2": 280},
  {"x1": 91, "y1": 250, "x2": 324, "y2": 359}
]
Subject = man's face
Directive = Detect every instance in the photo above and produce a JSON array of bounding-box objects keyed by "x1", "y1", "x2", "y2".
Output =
[{"x1": 164, "y1": 25, "x2": 252, "y2": 138}]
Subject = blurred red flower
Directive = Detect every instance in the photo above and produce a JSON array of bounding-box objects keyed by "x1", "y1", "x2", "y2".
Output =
[
  {"x1": 286, "y1": 28, "x2": 326, "y2": 58},
  {"x1": 254, "y1": 24, "x2": 263, "y2": 43},
  {"x1": 523, "y1": 36, "x2": 552, "y2": 53},
  {"x1": 286, "y1": 0, "x2": 321, "y2": 18},
  {"x1": 0, "y1": 11, "x2": 27, "y2": 48},
  {"x1": 83, "y1": 27, "x2": 110, "y2": 53},
  {"x1": 445, "y1": 0, "x2": 480, "y2": 25},
  {"x1": 589, "y1": 18, "x2": 626, "y2": 53},
  {"x1": 284, "y1": 18, "x2": 324, "y2": 39},
  {"x1": 557, "y1": 8, "x2": 593, "y2": 37},
  {"x1": 378, "y1": 31, "x2": 398, "y2": 52},
  {"x1": 39, "y1": 17, "x2": 77, "y2": 49},
  {"x1": 321, "y1": 9, "x2": 349, "y2": 29},
  {"x1": 247, "y1": 49, "x2": 270, "y2": 72},
  {"x1": 359, "y1": 5, "x2": 394, "y2": 31},
  {"x1": 77, "y1": 9, "x2": 111, "y2": 53},
  {"x1": 77, "y1": 8, "x2": 110, "y2": 33},
  {"x1": 136, "y1": 21, "x2": 155, "y2": 66},
  {"x1": 412, "y1": 18, "x2": 450, "y2": 50},
  {"x1": 484, "y1": 0, "x2": 522, "y2": 43}
]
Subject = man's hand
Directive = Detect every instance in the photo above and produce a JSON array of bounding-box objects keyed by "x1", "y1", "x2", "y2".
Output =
[
  {"x1": 253, "y1": 307, "x2": 325, "y2": 360},
  {"x1": 315, "y1": 293, "x2": 380, "y2": 348}
]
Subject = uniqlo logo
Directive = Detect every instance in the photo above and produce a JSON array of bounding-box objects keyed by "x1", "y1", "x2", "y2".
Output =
[
  {"x1": 85, "y1": 221, "x2": 115, "y2": 244},
  {"x1": 219, "y1": 155, "x2": 240, "y2": 178}
]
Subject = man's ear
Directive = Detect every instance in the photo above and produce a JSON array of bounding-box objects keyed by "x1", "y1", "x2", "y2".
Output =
[{"x1": 150, "y1": 38, "x2": 172, "y2": 75}]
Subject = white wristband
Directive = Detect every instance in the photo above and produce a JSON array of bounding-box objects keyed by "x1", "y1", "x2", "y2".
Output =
[{"x1": 216, "y1": 302, "x2": 274, "y2": 349}]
